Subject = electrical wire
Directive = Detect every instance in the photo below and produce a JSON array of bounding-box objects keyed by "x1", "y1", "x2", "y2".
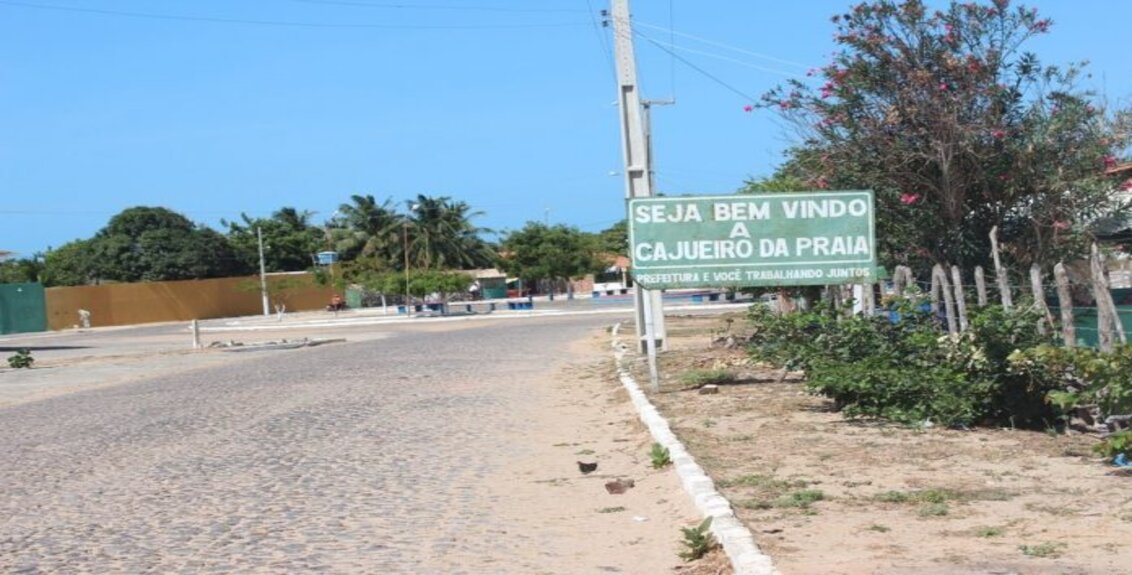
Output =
[
  {"x1": 667, "y1": 0, "x2": 676, "y2": 101},
  {"x1": 286, "y1": 0, "x2": 587, "y2": 13},
  {"x1": 583, "y1": 0, "x2": 617, "y2": 86},
  {"x1": 636, "y1": 20, "x2": 810, "y2": 71},
  {"x1": 641, "y1": 37, "x2": 803, "y2": 78},
  {"x1": 0, "y1": 0, "x2": 590, "y2": 29},
  {"x1": 628, "y1": 27, "x2": 759, "y2": 103},
  {"x1": 638, "y1": 36, "x2": 802, "y2": 78}
]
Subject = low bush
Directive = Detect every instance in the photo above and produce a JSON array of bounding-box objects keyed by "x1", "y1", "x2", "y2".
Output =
[
  {"x1": 747, "y1": 299, "x2": 1065, "y2": 428},
  {"x1": 1009, "y1": 343, "x2": 1132, "y2": 459}
]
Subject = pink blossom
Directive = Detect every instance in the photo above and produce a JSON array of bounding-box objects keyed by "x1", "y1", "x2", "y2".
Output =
[
  {"x1": 743, "y1": 105, "x2": 754, "y2": 113},
  {"x1": 899, "y1": 193, "x2": 921, "y2": 205},
  {"x1": 1121, "y1": 179, "x2": 1132, "y2": 191},
  {"x1": 938, "y1": 82, "x2": 949, "y2": 91},
  {"x1": 992, "y1": 129, "x2": 1006, "y2": 139},
  {"x1": 1052, "y1": 220, "x2": 1070, "y2": 231},
  {"x1": 1086, "y1": 105, "x2": 1095, "y2": 114},
  {"x1": 814, "y1": 176, "x2": 830, "y2": 190},
  {"x1": 1104, "y1": 155, "x2": 1118, "y2": 168}
]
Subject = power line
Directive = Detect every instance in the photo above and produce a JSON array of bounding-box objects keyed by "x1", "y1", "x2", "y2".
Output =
[
  {"x1": 642, "y1": 36, "x2": 802, "y2": 78},
  {"x1": 287, "y1": 0, "x2": 587, "y2": 13},
  {"x1": 667, "y1": 0, "x2": 676, "y2": 100},
  {"x1": 583, "y1": 0, "x2": 617, "y2": 85},
  {"x1": 0, "y1": 0, "x2": 590, "y2": 29},
  {"x1": 628, "y1": 27, "x2": 759, "y2": 103},
  {"x1": 636, "y1": 20, "x2": 810, "y2": 70}
]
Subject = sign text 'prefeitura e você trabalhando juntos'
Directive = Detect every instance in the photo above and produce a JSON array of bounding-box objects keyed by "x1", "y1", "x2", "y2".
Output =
[{"x1": 628, "y1": 191, "x2": 877, "y2": 289}]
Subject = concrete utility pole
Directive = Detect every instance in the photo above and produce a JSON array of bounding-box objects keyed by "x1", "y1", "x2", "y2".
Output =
[
  {"x1": 610, "y1": 0, "x2": 667, "y2": 354},
  {"x1": 642, "y1": 98, "x2": 675, "y2": 194},
  {"x1": 257, "y1": 227, "x2": 269, "y2": 316}
]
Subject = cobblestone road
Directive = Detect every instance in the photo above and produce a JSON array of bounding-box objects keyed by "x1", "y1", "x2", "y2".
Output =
[{"x1": 1, "y1": 316, "x2": 668, "y2": 574}]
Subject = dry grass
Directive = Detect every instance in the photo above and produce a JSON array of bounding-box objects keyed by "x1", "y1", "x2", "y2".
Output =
[{"x1": 628, "y1": 313, "x2": 1132, "y2": 575}]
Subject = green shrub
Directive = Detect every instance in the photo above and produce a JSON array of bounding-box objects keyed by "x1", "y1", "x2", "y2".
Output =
[
  {"x1": 649, "y1": 443, "x2": 672, "y2": 469},
  {"x1": 7, "y1": 349, "x2": 33, "y2": 369},
  {"x1": 677, "y1": 517, "x2": 716, "y2": 561},
  {"x1": 680, "y1": 369, "x2": 736, "y2": 388},
  {"x1": 1008, "y1": 343, "x2": 1132, "y2": 437},
  {"x1": 1094, "y1": 430, "x2": 1132, "y2": 462},
  {"x1": 747, "y1": 299, "x2": 1062, "y2": 428}
]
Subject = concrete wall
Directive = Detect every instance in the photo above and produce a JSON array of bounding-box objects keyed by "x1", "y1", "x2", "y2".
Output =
[{"x1": 45, "y1": 274, "x2": 335, "y2": 330}]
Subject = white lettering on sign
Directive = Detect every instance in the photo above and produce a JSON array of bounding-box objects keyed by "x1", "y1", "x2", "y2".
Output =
[
  {"x1": 713, "y1": 202, "x2": 771, "y2": 222},
  {"x1": 634, "y1": 240, "x2": 755, "y2": 262},
  {"x1": 633, "y1": 203, "x2": 703, "y2": 223},
  {"x1": 728, "y1": 222, "x2": 750, "y2": 238},
  {"x1": 759, "y1": 238, "x2": 789, "y2": 257},
  {"x1": 794, "y1": 235, "x2": 869, "y2": 257},
  {"x1": 782, "y1": 198, "x2": 869, "y2": 219}
]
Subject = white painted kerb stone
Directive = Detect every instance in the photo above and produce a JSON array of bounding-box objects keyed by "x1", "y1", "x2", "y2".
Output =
[{"x1": 610, "y1": 322, "x2": 780, "y2": 575}]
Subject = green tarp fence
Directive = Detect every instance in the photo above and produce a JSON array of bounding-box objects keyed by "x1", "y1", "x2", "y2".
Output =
[
  {"x1": 0, "y1": 283, "x2": 47, "y2": 335},
  {"x1": 1072, "y1": 306, "x2": 1132, "y2": 349}
]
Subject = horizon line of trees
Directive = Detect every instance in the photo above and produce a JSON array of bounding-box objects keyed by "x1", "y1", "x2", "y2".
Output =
[{"x1": 0, "y1": 195, "x2": 631, "y2": 294}]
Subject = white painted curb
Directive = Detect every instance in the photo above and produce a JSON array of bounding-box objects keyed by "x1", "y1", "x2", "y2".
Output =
[{"x1": 611, "y1": 322, "x2": 780, "y2": 575}]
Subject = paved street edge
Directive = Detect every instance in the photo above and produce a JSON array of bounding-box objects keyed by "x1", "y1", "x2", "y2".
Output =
[{"x1": 610, "y1": 322, "x2": 780, "y2": 575}]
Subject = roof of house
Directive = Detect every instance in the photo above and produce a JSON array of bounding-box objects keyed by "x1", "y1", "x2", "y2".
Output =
[{"x1": 469, "y1": 268, "x2": 506, "y2": 280}]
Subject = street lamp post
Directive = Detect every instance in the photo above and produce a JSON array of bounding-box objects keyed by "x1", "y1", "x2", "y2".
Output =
[
  {"x1": 402, "y1": 203, "x2": 420, "y2": 316},
  {"x1": 403, "y1": 222, "x2": 411, "y2": 315}
]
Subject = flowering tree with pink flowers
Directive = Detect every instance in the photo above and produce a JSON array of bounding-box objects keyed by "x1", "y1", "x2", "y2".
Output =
[{"x1": 760, "y1": 0, "x2": 1131, "y2": 270}]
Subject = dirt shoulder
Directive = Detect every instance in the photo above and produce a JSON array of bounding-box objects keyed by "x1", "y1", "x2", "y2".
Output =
[
  {"x1": 477, "y1": 328, "x2": 731, "y2": 574},
  {"x1": 630, "y1": 313, "x2": 1132, "y2": 575}
]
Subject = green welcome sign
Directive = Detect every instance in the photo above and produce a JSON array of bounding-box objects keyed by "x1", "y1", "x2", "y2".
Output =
[{"x1": 628, "y1": 191, "x2": 877, "y2": 289}]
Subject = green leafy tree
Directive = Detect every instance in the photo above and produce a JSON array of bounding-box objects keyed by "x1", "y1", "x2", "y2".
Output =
[
  {"x1": 405, "y1": 194, "x2": 496, "y2": 270},
  {"x1": 0, "y1": 256, "x2": 43, "y2": 284},
  {"x1": 331, "y1": 194, "x2": 404, "y2": 263},
  {"x1": 501, "y1": 223, "x2": 600, "y2": 295},
  {"x1": 44, "y1": 206, "x2": 243, "y2": 285},
  {"x1": 759, "y1": 0, "x2": 1131, "y2": 271},
  {"x1": 593, "y1": 219, "x2": 629, "y2": 255},
  {"x1": 224, "y1": 207, "x2": 324, "y2": 272},
  {"x1": 41, "y1": 240, "x2": 96, "y2": 286}
]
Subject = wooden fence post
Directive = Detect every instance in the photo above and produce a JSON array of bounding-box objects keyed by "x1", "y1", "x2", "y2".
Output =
[
  {"x1": 930, "y1": 267, "x2": 941, "y2": 315},
  {"x1": 1029, "y1": 264, "x2": 1054, "y2": 335},
  {"x1": 1091, "y1": 244, "x2": 1117, "y2": 352},
  {"x1": 893, "y1": 265, "x2": 908, "y2": 297},
  {"x1": 1053, "y1": 262, "x2": 1076, "y2": 348},
  {"x1": 1091, "y1": 244, "x2": 1127, "y2": 348},
  {"x1": 990, "y1": 226, "x2": 1012, "y2": 309},
  {"x1": 951, "y1": 265, "x2": 969, "y2": 332},
  {"x1": 860, "y1": 282, "x2": 875, "y2": 316},
  {"x1": 933, "y1": 264, "x2": 958, "y2": 335},
  {"x1": 974, "y1": 266, "x2": 988, "y2": 307}
]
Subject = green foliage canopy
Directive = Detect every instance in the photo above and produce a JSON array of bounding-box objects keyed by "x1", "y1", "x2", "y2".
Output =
[
  {"x1": 224, "y1": 207, "x2": 324, "y2": 273},
  {"x1": 500, "y1": 223, "x2": 601, "y2": 286},
  {"x1": 759, "y1": 0, "x2": 1132, "y2": 270}
]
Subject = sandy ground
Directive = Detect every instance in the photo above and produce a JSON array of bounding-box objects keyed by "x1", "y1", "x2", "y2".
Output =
[
  {"x1": 0, "y1": 313, "x2": 732, "y2": 573},
  {"x1": 479, "y1": 330, "x2": 731, "y2": 574},
  {"x1": 634, "y1": 313, "x2": 1132, "y2": 575}
]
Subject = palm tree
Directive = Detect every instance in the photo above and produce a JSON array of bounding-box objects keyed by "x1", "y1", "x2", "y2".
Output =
[
  {"x1": 404, "y1": 194, "x2": 496, "y2": 270},
  {"x1": 333, "y1": 195, "x2": 403, "y2": 264}
]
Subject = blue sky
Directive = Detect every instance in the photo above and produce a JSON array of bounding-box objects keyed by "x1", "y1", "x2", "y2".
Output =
[{"x1": 2, "y1": 0, "x2": 1130, "y2": 258}]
